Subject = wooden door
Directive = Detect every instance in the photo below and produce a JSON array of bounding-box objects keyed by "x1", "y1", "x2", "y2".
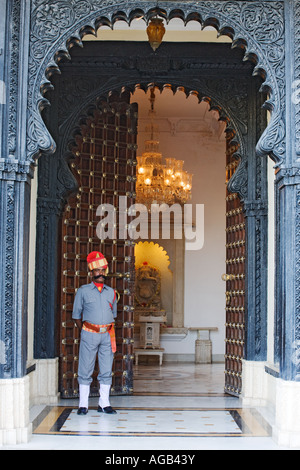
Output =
[
  {"x1": 59, "y1": 98, "x2": 137, "y2": 398},
  {"x1": 223, "y1": 132, "x2": 246, "y2": 397}
]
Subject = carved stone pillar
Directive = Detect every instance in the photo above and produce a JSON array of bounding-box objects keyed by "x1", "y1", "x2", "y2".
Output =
[
  {"x1": 34, "y1": 194, "x2": 62, "y2": 359},
  {"x1": 0, "y1": 174, "x2": 33, "y2": 379},
  {"x1": 274, "y1": 0, "x2": 300, "y2": 383},
  {"x1": 0, "y1": 0, "x2": 32, "y2": 380},
  {"x1": 0, "y1": 168, "x2": 33, "y2": 445},
  {"x1": 0, "y1": 0, "x2": 34, "y2": 445},
  {"x1": 229, "y1": 84, "x2": 269, "y2": 364},
  {"x1": 275, "y1": 172, "x2": 300, "y2": 382},
  {"x1": 243, "y1": 201, "x2": 268, "y2": 362}
]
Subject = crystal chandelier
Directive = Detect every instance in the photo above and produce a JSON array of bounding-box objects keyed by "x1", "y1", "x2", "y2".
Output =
[{"x1": 136, "y1": 89, "x2": 192, "y2": 208}]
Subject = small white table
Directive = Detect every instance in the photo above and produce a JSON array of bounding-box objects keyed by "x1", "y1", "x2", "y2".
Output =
[
  {"x1": 189, "y1": 327, "x2": 218, "y2": 364},
  {"x1": 135, "y1": 348, "x2": 165, "y2": 366}
]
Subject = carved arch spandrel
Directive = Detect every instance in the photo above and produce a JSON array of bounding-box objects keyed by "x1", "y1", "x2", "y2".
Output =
[{"x1": 27, "y1": 1, "x2": 285, "y2": 167}]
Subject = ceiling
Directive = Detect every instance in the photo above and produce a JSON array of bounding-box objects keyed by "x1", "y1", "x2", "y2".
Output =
[{"x1": 131, "y1": 87, "x2": 226, "y2": 141}]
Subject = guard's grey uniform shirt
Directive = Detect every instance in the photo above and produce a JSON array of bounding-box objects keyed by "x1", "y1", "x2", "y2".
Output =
[{"x1": 72, "y1": 283, "x2": 117, "y2": 325}]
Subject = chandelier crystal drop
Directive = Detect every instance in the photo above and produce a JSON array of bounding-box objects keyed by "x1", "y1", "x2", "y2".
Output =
[{"x1": 136, "y1": 90, "x2": 193, "y2": 208}]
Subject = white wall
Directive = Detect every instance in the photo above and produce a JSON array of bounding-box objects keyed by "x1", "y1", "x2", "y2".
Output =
[
  {"x1": 132, "y1": 88, "x2": 226, "y2": 361},
  {"x1": 183, "y1": 135, "x2": 226, "y2": 359}
]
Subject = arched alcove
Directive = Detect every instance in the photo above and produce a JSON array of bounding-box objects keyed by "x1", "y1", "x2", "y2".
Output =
[{"x1": 135, "y1": 241, "x2": 173, "y2": 325}]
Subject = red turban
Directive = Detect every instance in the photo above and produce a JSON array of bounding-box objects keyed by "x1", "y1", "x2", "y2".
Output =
[{"x1": 86, "y1": 251, "x2": 108, "y2": 272}]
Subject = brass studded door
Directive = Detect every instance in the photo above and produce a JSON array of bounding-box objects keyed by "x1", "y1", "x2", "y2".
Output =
[
  {"x1": 223, "y1": 133, "x2": 246, "y2": 397},
  {"x1": 59, "y1": 99, "x2": 137, "y2": 398}
]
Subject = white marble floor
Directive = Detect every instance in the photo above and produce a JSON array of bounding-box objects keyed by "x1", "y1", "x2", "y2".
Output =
[{"x1": 1, "y1": 363, "x2": 293, "y2": 450}]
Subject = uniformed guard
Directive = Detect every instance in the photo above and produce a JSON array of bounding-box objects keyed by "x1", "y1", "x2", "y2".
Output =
[{"x1": 72, "y1": 251, "x2": 117, "y2": 415}]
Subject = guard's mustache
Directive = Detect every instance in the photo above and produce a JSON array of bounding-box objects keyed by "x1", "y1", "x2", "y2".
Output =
[{"x1": 94, "y1": 273, "x2": 106, "y2": 280}]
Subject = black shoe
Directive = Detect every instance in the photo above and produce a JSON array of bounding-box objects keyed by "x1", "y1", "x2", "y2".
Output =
[
  {"x1": 77, "y1": 407, "x2": 88, "y2": 415},
  {"x1": 98, "y1": 405, "x2": 117, "y2": 414}
]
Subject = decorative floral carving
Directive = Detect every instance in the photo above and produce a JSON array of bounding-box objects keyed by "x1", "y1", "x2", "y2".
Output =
[
  {"x1": 293, "y1": 1, "x2": 300, "y2": 155},
  {"x1": 240, "y1": 3, "x2": 284, "y2": 44},
  {"x1": 26, "y1": 1, "x2": 286, "y2": 166},
  {"x1": 3, "y1": 182, "x2": 14, "y2": 373},
  {"x1": 296, "y1": 189, "x2": 300, "y2": 372}
]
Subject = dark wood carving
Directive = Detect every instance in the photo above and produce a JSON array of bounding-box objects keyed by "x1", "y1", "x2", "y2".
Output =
[
  {"x1": 59, "y1": 100, "x2": 137, "y2": 397},
  {"x1": 224, "y1": 131, "x2": 246, "y2": 396}
]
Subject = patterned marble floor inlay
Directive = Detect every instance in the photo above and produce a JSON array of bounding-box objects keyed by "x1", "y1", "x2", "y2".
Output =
[
  {"x1": 31, "y1": 364, "x2": 272, "y2": 440},
  {"x1": 33, "y1": 406, "x2": 270, "y2": 438}
]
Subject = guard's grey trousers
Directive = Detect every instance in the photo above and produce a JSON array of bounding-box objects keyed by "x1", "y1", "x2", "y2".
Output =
[{"x1": 77, "y1": 329, "x2": 114, "y2": 409}]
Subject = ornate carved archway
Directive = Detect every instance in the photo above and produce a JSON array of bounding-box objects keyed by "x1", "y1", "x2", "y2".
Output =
[
  {"x1": 55, "y1": 81, "x2": 251, "y2": 398},
  {"x1": 27, "y1": 2, "x2": 285, "y2": 166},
  {"x1": 27, "y1": 4, "x2": 283, "y2": 377},
  {"x1": 4, "y1": 1, "x2": 300, "y2": 447}
]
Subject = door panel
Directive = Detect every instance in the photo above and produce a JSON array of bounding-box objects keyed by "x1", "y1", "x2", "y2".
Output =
[
  {"x1": 59, "y1": 99, "x2": 137, "y2": 398},
  {"x1": 224, "y1": 133, "x2": 245, "y2": 397}
]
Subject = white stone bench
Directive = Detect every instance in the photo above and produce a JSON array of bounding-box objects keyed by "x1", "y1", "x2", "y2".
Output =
[
  {"x1": 189, "y1": 327, "x2": 218, "y2": 364},
  {"x1": 134, "y1": 348, "x2": 165, "y2": 366}
]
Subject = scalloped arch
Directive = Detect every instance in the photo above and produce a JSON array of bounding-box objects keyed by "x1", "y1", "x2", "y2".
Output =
[
  {"x1": 64, "y1": 82, "x2": 239, "y2": 151},
  {"x1": 135, "y1": 241, "x2": 171, "y2": 270},
  {"x1": 27, "y1": 1, "x2": 285, "y2": 166},
  {"x1": 59, "y1": 81, "x2": 244, "y2": 200}
]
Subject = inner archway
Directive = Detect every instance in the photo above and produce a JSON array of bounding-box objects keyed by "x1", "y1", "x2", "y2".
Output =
[{"x1": 52, "y1": 74, "x2": 260, "y2": 398}]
